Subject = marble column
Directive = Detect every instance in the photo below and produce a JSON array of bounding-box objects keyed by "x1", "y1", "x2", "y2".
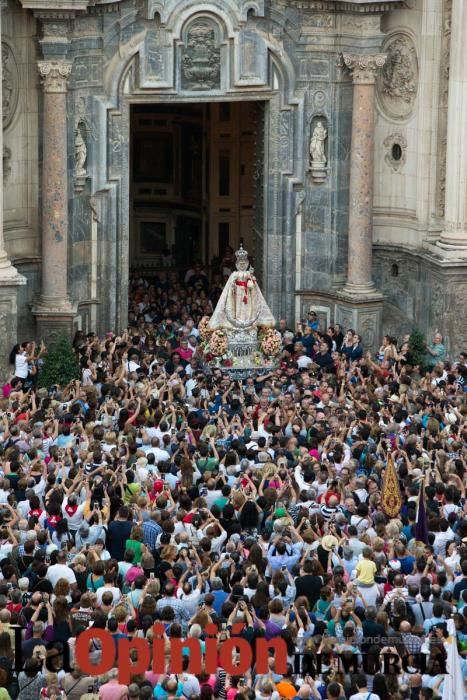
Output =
[
  {"x1": 0, "y1": 6, "x2": 26, "y2": 379},
  {"x1": 438, "y1": 0, "x2": 467, "y2": 251},
  {"x1": 33, "y1": 60, "x2": 75, "y2": 337},
  {"x1": 342, "y1": 53, "x2": 386, "y2": 296}
]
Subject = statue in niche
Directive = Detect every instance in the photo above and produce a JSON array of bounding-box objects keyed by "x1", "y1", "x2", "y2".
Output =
[
  {"x1": 75, "y1": 126, "x2": 87, "y2": 177},
  {"x1": 309, "y1": 120, "x2": 327, "y2": 166}
]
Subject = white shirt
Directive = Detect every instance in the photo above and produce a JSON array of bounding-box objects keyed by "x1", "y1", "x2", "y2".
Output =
[
  {"x1": 176, "y1": 588, "x2": 201, "y2": 615},
  {"x1": 144, "y1": 447, "x2": 171, "y2": 464},
  {"x1": 297, "y1": 355, "x2": 313, "y2": 369},
  {"x1": 350, "y1": 693, "x2": 380, "y2": 700},
  {"x1": 434, "y1": 529, "x2": 454, "y2": 557},
  {"x1": 15, "y1": 353, "x2": 29, "y2": 379},
  {"x1": 96, "y1": 586, "x2": 121, "y2": 606},
  {"x1": 46, "y1": 563, "x2": 77, "y2": 588},
  {"x1": 62, "y1": 498, "x2": 87, "y2": 530}
]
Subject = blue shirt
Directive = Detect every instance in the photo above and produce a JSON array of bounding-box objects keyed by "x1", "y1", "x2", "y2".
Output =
[{"x1": 211, "y1": 589, "x2": 229, "y2": 616}]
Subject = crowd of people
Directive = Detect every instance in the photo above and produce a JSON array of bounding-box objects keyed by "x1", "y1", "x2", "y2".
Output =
[{"x1": 1, "y1": 262, "x2": 466, "y2": 700}]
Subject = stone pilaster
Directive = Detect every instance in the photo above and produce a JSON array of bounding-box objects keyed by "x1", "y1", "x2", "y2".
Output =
[
  {"x1": 32, "y1": 59, "x2": 75, "y2": 339},
  {"x1": 341, "y1": 52, "x2": 386, "y2": 296},
  {"x1": 437, "y1": 0, "x2": 467, "y2": 253},
  {"x1": 0, "y1": 6, "x2": 26, "y2": 379}
]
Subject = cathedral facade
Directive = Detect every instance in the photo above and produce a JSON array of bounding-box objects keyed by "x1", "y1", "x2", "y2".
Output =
[{"x1": 1, "y1": 0, "x2": 466, "y2": 365}]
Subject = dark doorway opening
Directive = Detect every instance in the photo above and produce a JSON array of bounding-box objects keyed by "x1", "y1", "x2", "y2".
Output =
[{"x1": 129, "y1": 101, "x2": 263, "y2": 278}]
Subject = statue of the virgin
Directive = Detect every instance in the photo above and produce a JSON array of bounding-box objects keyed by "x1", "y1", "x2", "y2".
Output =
[{"x1": 209, "y1": 244, "x2": 275, "y2": 331}]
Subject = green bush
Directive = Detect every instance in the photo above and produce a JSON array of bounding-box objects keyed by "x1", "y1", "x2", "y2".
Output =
[
  {"x1": 38, "y1": 335, "x2": 80, "y2": 388},
  {"x1": 409, "y1": 328, "x2": 428, "y2": 371}
]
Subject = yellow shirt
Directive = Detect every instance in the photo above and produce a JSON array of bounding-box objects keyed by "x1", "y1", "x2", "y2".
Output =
[{"x1": 356, "y1": 558, "x2": 376, "y2": 584}]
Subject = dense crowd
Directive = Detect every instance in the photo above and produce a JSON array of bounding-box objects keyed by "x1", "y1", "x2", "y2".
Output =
[{"x1": 2, "y1": 262, "x2": 467, "y2": 700}]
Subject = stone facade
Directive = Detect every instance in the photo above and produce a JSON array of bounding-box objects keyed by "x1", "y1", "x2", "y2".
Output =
[{"x1": 0, "y1": 0, "x2": 466, "y2": 358}]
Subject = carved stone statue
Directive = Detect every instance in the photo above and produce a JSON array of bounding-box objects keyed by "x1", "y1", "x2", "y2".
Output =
[
  {"x1": 309, "y1": 121, "x2": 327, "y2": 166},
  {"x1": 75, "y1": 128, "x2": 87, "y2": 177},
  {"x1": 209, "y1": 244, "x2": 275, "y2": 331}
]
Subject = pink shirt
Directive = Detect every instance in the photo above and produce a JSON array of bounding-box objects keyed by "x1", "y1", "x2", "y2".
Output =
[{"x1": 99, "y1": 680, "x2": 129, "y2": 700}]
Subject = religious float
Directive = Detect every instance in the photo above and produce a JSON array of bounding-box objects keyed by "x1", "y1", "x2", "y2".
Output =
[{"x1": 199, "y1": 245, "x2": 282, "y2": 378}]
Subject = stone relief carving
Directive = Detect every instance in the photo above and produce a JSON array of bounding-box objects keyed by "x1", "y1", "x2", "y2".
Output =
[
  {"x1": 75, "y1": 124, "x2": 87, "y2": 177},
  {"x1": 383, "y1": 133, "x2": 407, "y2": 172},
  {"x1": 2, "y1": 43, "x2": 19, "y2": 130},
  {"x1": 302, "y1": 13, "x2": 334, "y2": 29},
  {"x1": 181, "y1": 18, "x2": 221, "y2": 90},
  {"x1": 343, "y1": 53, "x2": 387, "y2": 85},
  {"x1": 436, "y1": 0, "x2": 452, "y2": 219},
  {"x1": 377, "y1": 34, "x2": 418, "y2": 120},
  {"x1": 431, "y1": 279, "x2": 445, "y2": 326},
  {"x1": 38, "y1": 61, "x2": 72, "y2": 93},
  {"x1": 3, "y1": 145, "x2": 11, "y2": 182},
  {"x1": 360, "y1": 317, "x2": 377, "y2": 350},
  {"x1": 313, "y1": 90, "x2": 327, "y2": 110},
  {"x1": 340, "y1": 15, "x2": 380, "y2": 32},
  {"x1": 450, "y1": 283, "x2": 467, "y2": 353}
]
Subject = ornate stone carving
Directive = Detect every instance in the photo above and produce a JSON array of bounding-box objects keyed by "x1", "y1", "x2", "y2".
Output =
[
  {"x1": 2, "y1": 43, "x2": 19, "y2": 129},
  {"x1": 38, "y1": 61, "x2": 72, "y2": 93},
  {"x1": 74, "y1": 123, "x2": 87, "y2": 177},
  {"x1": 342, "y1": 53, "x2": 387, "y2": 85},
  {"x1": 3, "y1": 145, "x2": 11, "y2": 182},
  {"x1": 302, "y1": 13, "x2": 334, "y2": 29},
  {"x1": 340, "y1": 15, "x2": 380, "y2": 32},
  {"x1": 436, "y1": 0, "x2": 452, "y2": 219},
  {"x1": 181, "y1": 18, "x2": 221, "y2": 91},
  {"x1": 377, "y1": 34, "x2": 418, "y2": 120},
  {"x1": 383, "y1": 133, "x2": 407, "y2": 172},
  {"x1": 313, "y1": 90, "x2": 327, "y2": 109}
]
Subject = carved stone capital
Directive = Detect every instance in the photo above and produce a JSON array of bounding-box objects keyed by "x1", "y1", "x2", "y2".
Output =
[
  {"x1": 38, "y1": 61, "x2": 72, "y2": 93},
  {"x1": 342, "y1": 53, "x2": 387, "y2": 85}
]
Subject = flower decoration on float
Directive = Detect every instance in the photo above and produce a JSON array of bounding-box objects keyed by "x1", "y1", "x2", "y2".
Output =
[
  {"x1": 260, "y1": 329, "x2": 282, "y2": 358},
  {"x1": 208, "y1": 329, "x2": 228, "y2": 357},
  {"x1": 198, "y1": 316, "x2": 213, "y2": 342}
]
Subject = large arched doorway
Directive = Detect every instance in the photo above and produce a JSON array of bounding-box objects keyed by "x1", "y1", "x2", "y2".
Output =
[{"x1": 85, "y1": 6, "x2": 302, "y2": 335}]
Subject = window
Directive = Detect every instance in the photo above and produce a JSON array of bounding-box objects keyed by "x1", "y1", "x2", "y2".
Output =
[
  {"x1": 391, "y1": 143, "x2": 402, "y2": 161},
  {"x1": 218, "y1": 222, "x2": 230, "y2": 254}
]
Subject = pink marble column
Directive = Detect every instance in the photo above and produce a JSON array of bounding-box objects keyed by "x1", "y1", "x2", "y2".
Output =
[
  {"x1": 342, "y1": 53, "x2": 386, "y2": 296},
  {"x1": 36, "y1": 60, "x2": 73, "y2": 312}
]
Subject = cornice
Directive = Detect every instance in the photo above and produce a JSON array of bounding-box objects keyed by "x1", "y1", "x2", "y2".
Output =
[
  {"x1": 19, "y1": 1, "x2": 88, "y2": 10},
  {"x1": 288, "y1": 0, "x2": 407, "y2": 11}
]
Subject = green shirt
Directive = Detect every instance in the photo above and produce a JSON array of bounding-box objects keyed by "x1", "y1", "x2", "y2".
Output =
[
  {"x1": 125, "y1": 538, "x2": 143, "y2": 564},
  {"x1": 196, "y1": 456, "x2": 219, "y2": 473},
  {"x1": 123, "y1": 482, "x2": 141, "y2": 504},
  {"x1": 214, "y1": 496, "x2": 229, "y2": 510}
]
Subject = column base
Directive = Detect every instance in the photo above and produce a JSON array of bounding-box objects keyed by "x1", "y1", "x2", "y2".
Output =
[
  {"x1": 423, "y1": 239, "x2": 467, "y2": 262},
  {"x1": 295, "y1": 288, "x2": 384, "y2": 353},
  {"x1": 32, "y1": 299, "x2": 77, "y2": 344},
  {"x1": 340, "y1": 282, "x2": 383, "y2": 300},
  {"x1": 333, "y1": 289, "x2": 384, "y2": 353},
  {"x1": 436, "y1": 238, "x2": 467, "y2": 258}
]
